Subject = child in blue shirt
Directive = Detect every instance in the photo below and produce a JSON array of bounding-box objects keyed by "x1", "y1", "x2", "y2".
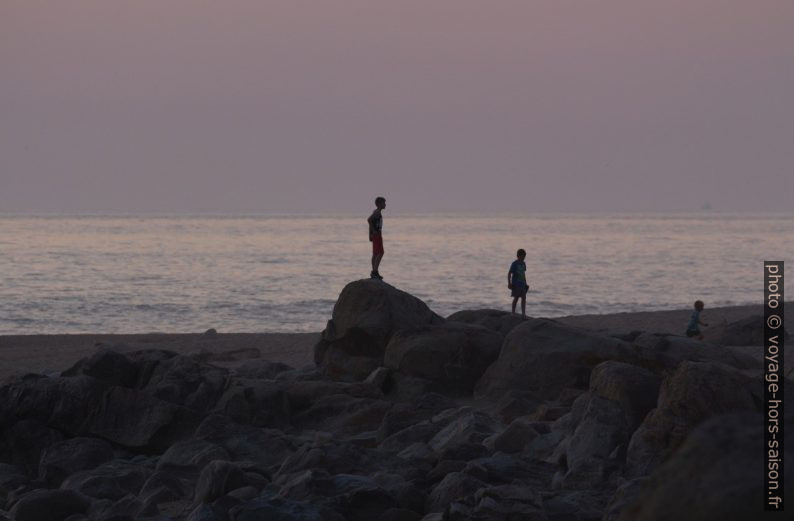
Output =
[
  {"x1": 685, "y1": 300, "x2": 708, "y2": 340},
  {"x1": 508, "y1": 249, "x2": 529, "y2": 317}
]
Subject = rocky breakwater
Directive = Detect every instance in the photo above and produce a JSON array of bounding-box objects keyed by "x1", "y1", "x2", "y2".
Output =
[{"x1": 0, "y1": 279, "x2": 790, "y2": 521}]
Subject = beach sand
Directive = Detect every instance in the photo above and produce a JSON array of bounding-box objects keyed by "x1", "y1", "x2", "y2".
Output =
[{"x1": 1, "y1": 304, "x2": 788, "y2": 380}]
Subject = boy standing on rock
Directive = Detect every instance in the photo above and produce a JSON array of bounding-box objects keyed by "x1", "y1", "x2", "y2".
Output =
[
  {"x1": 367, "y1": 196, "x2": 386, "y2": 280},
  {"x1": 685, "y1": 300, "x2": 708, "y2": 340},
  {"x1": 508, "y1": 249, "x2": 529, "y2": 317}
]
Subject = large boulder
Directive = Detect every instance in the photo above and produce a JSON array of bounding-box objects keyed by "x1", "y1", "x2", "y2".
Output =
[
  {"x1": 631, "y1": 333, "x2": 758, "y2": 371},
  {"x1": 625, "y1": 361, "x2": 760, "y2": 477},
  {"x1": 60, "y1": 459, "x2": 151, "y2": 500},
  {"x1": 561, "y1": 395, "x2": 629, "y2": 489},
  {"x1": 384, "y1": 323, "x2": 502, "y2": 394},
  {"x1": 0, "y1": 375, "x2": 199, "y2": 451},
  {"x1": 8, "y1": 489, "x2": 91, "y2": 521},
  {"x1": 314, "y1": 280, "x2": 444, "y2": 381},
  {"x1": 618, "y1": 412, "x2": 793, "y2": 521},
  {"x1": 446, "y1": 485, "x2": 547, "y2": 521},
  {"x1": 589, "y1": 361, "x2": 661, "y2": 431},
  {"x1": 38, "y1": 437, "x2": 115, "y2": 486},
  {"x1": 445, "y1": 309, "x2": 527, "y2": 339},
  {"x1": 717, "y1": 315, "x2": 789, "y2": 346},
  {"x1": 62, "y1": 349, "x2": 139, "y2": 387},
  {"x1": 475, "y1": 319, "x2": 637, "y2": 400}
]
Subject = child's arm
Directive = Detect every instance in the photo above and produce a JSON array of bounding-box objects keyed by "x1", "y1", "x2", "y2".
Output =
[
  {"x1": 367, "y1": 212, "x2": 376, "y2": 238},
  {"x1": 698, "y1": 318, "x2": 709, "y2": 327},
  {"x1": 507, "y1": 268, "x2": 513, "y2": 289}
]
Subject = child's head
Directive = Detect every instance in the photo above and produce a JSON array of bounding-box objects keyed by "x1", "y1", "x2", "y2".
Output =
[
  {"x1": 516, "y1": 248, "x2": 526, "y2": 260},
  {"x1": 694, "y1": 300, "x2": 704, "y2": 311},
  {"x1": 375, "y1": 196, "x2": 386, "y2": 209}
]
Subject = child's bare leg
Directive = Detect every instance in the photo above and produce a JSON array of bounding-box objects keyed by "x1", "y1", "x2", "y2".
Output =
[
  {"x1": 373, "y1": 253, "x2": 383, "y2": 272},
  {"x1": 512, "y1": 296, "x2": 519, "y2": 314},
  {"x1": 521, "y1": 296, "x2": 526, "y2": 317}
]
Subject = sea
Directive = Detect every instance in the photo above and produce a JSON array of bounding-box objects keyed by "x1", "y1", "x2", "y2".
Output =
[{"x1": 0, "y1": 213, "x2": 791, "y2": 334}]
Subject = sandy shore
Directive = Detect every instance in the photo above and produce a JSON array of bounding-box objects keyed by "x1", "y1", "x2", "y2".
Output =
[{"x1": 1, "y1": 304, "x2": 789, "y2": 380}]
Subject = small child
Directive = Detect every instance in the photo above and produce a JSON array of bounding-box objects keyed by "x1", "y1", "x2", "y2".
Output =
[
  {"x1": 508, "y1": 249, "x2": 529, "y2": 317},
  {"x1": 685, "y1": 300, "x2": 709, "y2": 340},
  {"x1": 367, "y1": 196, "x2": 386, "y2": 279}
]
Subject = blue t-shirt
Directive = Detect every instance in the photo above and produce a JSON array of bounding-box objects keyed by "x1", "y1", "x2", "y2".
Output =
[
  {"x1": 509, "y1": 260, "x2": 527, "y2": 288},
  {"x1": 687, "y1": 310, "x2": 700, "y2": 331}
]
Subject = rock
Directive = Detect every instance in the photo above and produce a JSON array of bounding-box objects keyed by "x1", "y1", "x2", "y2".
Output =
[
  {"x1": 376, "y1": 394, "x2": 456, "y2": 441},
  {"x1": 213, "y1": 378, "x2": 289, "y2": 428},
  {"x1": 462, "y1": 454, "x2": 556, "y2": 488},
  {"x1": 446, "y1": 309, "x2": 527, "y2": 339},
  {"x1": 60, "y1": 460, "x2": 151, "y2": 501},
  {"x1": 91, "y1": 493, "x2": 155, "y2": 521},
  {"x1": 427, "y1": 472, "x2": 486, "y2": 513},
  {"x1": 476, "y1": 319, "x2": 637, "y2": 400},
  {"x1": 123, "y1": 349, "x2": 179, "y2": 386},
  {"x1": 384, "y1": 323, "x2": 502, "y2": 394},
  {"x1": 626, "y1": 361, "x2": 759, "y2": 478},
  {"x1": 230, "y1": 496, "x2": 345, "y2": 521},
  {"x1": 631, "y1": 334, "x2": 759, "y2": 371},
  {"x1": 232, "y1": 360, "x2": 294, "y2": 380},
  {"x1": 274, "y1": 469, "x2": 403, "y2": 521},
  {"x1": 370, "y1": 472, "x2": 427, "y2": 513},
  {"x1": 156, "y1": 439, "x2": 231, "y2": 473},
  {"x1": 314, "y1": 280, "x2": 444, "y2": 381},
  {"x1": 62, "y1": 349, "x2": 138, "y2": 387},
  {"x1": 492, "y1": 390, "x2": 541, "y2": 423},
  {"x1": 427, "y1": 460, "x2": 467, "y2": 483},
  {"x1": 290, "y1": 395, "x2": 392, "y2": 436},
  {"x1": 379, "y1": 508, "x2": 423, "y2": 521},
  {"x1": 589, "y1": 361, "x2": 661, "y2": 431},
  {"x1": 38, "y1": 437, "x2": 115, "y2": 486},
  {"x1": 397, "y1": 442, "x2": 436, "y2": 463},
  {"x1": 492, "y1": 418, "x2": 539, "y2": 453},
  {"x1": 563, "y1": 395, "x2": 628, "y2": 489},
  {"x1": 428, "y1": 410, "x2": 496, "y2": 455},
  {"x1": 228, "y1": 485, "x2": 259, "y2": 500},
  {"x1": 0, "y1": 375, "x2": 199, "y2": 451},
  {"x1": 602, "y1": 477, "x2": 649, "y2": 521},
  {"x1": 437, "y1": 443, "x2": 489, "y2": 463},
  {"x1": 0, "y1": 463, "x2": 29, "y2": 495},
  {"x1": 194, "y1": 416, "x2": 296, "y2": 470},
  {"x1": 8, "y1": 489, "x2": 90, "y2": 521},
  {"x1": 194, "y1": 460, "x2": 252, "y2": 503},
  {"x1": 139, "y1": 471, "x2": 188, "y2": 504},
  {"x1": 204, "y1": 328, "x2": 217, "y2": 336},
  {"x1": 364, "y1": 367, "x2": 391, "y2": 390},
  {"x1": 284, "y1": 380, "x2": 382, "y2": 412},
  {"x1": 718, "y1": 315, "x2": 788, "y2": 346},
  {"x1": 186, "y1": 503, "x2": 227, "y2": 521},
  {"x1": 618, "y1": 412, "x2": 793, "y2": 521},
  {"x1": 275, "y1": 441, "x2": 406, "y2": 479},
  {"x1": 446, "y1": 485, "x2": 546, "y2": 521},
  {"x1": 379, "y1": 421, "x2": 446, "y2": 452},
  {"x1": 141, "y1": 354, "x2": 229, "y2": 413},
  {"x1": 542, "y1": 490, "x2": 608, "y2": 521},
  {"x1": 0, "y1": 418, "x2": 63, "y2": 471}
]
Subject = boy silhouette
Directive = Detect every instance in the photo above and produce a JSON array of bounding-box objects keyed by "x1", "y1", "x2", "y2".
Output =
[
  {"x1": 508, "y1": 249, "x2": 529, "y2": 317},
  {"x1": 685, "y1": 300, "x2": 708, "y2": 340},
  {"x1": 367, "y1": 196, "x2": 386, "y2": 279}
]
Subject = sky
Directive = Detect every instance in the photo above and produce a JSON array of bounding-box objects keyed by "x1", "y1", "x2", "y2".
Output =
[{"x1": 1, "y1": 0, "x2": 792, "y2": 213}]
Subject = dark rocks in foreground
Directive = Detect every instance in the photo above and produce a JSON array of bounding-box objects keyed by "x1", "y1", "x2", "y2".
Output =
[{"x1": 0, "y1": 280, "x2": 784, "y2": 521}]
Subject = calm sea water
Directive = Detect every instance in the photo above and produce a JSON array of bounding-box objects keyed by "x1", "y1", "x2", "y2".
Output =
[{"x1": 0, "y1": 213, "x2": 791, "y2": 334}]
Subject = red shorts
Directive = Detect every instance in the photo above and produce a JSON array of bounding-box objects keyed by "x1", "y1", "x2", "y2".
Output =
[{"x1": 372, "y1": 233, "x2": 384, "y2": 255}]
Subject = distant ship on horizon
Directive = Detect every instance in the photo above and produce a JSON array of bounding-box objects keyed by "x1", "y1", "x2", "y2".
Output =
[{"x1": 702, "y1": 201, "x2": 712, "y2": 211}]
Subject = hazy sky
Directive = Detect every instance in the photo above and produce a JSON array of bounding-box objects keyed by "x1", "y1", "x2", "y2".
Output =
[{"x1": 2, "y1": 1, "x2": 792, "y2": 213}]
